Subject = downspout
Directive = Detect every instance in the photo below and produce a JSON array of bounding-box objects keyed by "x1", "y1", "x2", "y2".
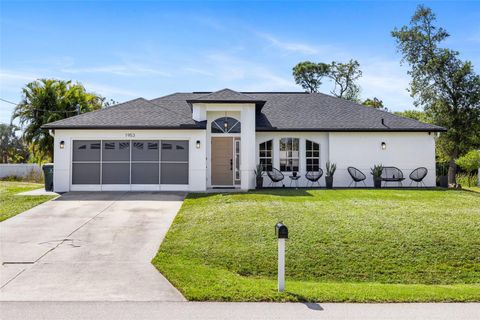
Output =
[{"x1": 48, "y1": 129, "x2": 55, "y2": 138}]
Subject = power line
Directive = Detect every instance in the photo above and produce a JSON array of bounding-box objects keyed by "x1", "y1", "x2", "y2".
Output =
[
  {"x1": 0, "y1": 97, "x2": 79, "y2": 113},
  {"x1": 0, "y1": 97, "x2": 17, "y2": 105}
]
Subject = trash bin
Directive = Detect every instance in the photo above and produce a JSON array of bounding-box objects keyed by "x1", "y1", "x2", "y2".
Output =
[{"x1": 42, "y1": 164, "x2": 54, "y2": 191}]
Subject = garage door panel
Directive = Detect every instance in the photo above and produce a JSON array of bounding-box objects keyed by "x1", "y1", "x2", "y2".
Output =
[
  {"x1": 72, "y1": 163, "x2": 100, "y2": 184},
  {"x1": 71, "y1": 139, "x2": 189, "y2": 188},
  {"x1": 132, "y1": 163, "x2": 159, "y2": 184},
  {"x1": 160, "y1": 163, "x2": 188, "y2": 184},
  {"x1": 102, "y1": 141, "x2": 130, "y2": 161},
  {"x1": 102, "y1": 163, "x2": 130, "y2": 184},
  {"x1": 161, "y1": 141, "x2": 189, "y2": 161},
  {"x1": 132, "y1": 141, "x2": 159, "y2": 161},
  {"x1": 73, "y1": 141, "x2": 101, "y2": 161}
]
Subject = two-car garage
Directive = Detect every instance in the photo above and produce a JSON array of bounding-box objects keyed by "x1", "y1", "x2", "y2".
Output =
[{"x1": 71, "y1": 140, "x2": 189, "y2": 188}]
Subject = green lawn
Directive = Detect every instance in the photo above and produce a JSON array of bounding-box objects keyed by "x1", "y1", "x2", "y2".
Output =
[
  {"x1": 0, "y1": 181, "x2": 56, "y2": 222},
  {"x1": 152, "y1": 189, "x2": 480, "y2": 302}
]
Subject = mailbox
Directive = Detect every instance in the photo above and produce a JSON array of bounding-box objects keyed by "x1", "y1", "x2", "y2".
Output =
[{"x1": 275, "y1": 222, "x2": 288, "y2": 239}]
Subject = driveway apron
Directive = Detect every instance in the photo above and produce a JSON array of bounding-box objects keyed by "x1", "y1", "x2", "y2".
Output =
[{"x1": 0, "y1": 192, "x2": 186, "y2": 301}]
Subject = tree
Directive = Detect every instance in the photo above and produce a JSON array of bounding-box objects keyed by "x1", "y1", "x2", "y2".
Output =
[
  {"x1": 394, "y1": 110, "x2": 432, "y2": 123},
  {"x1": 392, "y1": 5, "x2": 480, "y2": 184},
  {"x1": 0, "y1": 123, "x2": 28, "y2": 163},
  {"x1": 329, "y1": 59, "x2": 362, "y2": 101},
  {"x1": 12, "y1": 79, "x2": 104, "y2": 162},
  {"x1": 292, "y1": 61, "x2": 330, "y2": 93},
  {"x1": 362, "y1": 97, "x2": 385, "y2": 109}
]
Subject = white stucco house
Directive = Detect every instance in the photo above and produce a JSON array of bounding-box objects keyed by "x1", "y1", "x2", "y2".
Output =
[{"x1": 43, "y1": 89, "x2": 445, "y2": 192}]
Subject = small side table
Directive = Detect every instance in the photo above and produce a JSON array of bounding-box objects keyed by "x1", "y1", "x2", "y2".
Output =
[{"x1": 289, "y1": 175, "x2": 301, "y2": 188}]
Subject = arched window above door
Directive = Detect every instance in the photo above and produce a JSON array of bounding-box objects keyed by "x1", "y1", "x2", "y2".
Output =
[{"x1": 211, "y1": 117, "x2": 241, "y2": 133}]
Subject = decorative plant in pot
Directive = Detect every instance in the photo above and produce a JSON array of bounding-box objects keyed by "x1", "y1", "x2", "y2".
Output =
[
  {"x1": 325, "y1": 161, "x2": 336, "y2": 189},
  {"x1": 254, "y1": 164, "x2": 264, "y2": 189},
  {"x1": 370, "y1": 164, "x2": 383, "y2": 188}
]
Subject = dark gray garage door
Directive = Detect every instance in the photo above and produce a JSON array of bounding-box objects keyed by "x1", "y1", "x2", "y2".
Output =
[{"x1": 72, "y1": 140, "x2": 188, "y2": 185}]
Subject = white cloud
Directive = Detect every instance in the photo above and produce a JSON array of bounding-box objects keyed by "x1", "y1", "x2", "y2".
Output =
[
  {"x1": 82, "y1": 82, "x2": 140, "y2": 99},
  {"x1": 202, "y1": 52, "x2": 298, "y2": 91},
  {"x1": 358, "y1": 59, "x2": 414, "y2": 111},
  {"x1": 61, "y1": 64, "x2": 170, "y2": 77},
  {"x1": 181, "y1": 67, "x2": 215, "y2": 77},
  {"x1": 256, "y1": 32, "x2": 320, "y2": 55}
]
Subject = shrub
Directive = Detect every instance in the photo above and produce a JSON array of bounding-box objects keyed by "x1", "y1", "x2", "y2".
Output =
[{"x1": 456, "y1": 173, "x2": 478, "y2": 188}]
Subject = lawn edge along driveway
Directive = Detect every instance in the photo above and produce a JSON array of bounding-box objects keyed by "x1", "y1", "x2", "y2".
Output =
[{"x1": 0, "y1": 182, "x2": 57, "y2": 222}]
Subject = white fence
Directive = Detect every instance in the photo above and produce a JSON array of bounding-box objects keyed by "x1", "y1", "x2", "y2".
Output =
[{"x1": 0, "y1": 164, "x2": 42, "y2": 179}]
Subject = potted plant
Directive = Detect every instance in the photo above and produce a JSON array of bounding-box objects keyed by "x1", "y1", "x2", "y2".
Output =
[
  {"x1": 370, "y1": 164, "x2": 383, "y2": 188},
  {"x1": 436, "y1": 162, "x2": 448, "y2": 188},
  {"x1": 254, "y1": 164, "x2": 264, "y2": 189},
  {"x1": 325, "y1": 161, "x2": 336, "y2": 189}
]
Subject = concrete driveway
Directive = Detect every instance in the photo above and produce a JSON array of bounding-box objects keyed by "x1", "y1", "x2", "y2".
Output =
[{"x1": 0, "y1": 192, "x2": 186, "y2": 301}]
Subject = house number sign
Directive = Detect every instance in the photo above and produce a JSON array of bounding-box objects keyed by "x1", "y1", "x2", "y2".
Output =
[{"x1": 125, "y1": 133, "x2": 136, "y2": 138}]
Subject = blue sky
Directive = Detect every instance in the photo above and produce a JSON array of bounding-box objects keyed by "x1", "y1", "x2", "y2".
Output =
[{"x1": 1, "y1": 1, "x2": 480, "y2": 123}]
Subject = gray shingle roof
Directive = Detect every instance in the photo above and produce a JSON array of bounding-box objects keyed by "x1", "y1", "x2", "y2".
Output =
[
  {"x1": 43, "y1": 90, "x2": 445, "y2": 132},
  {"x1": 42, "y1": 98, "x2": 203, "y2": 129},
  {"x1": 189, "y1": 89, "x2": 259, "y2": 101}
]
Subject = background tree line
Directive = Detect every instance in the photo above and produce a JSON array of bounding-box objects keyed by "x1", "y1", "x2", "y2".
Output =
[
  {"x1": 292, "y1": 5, "x2": 480, "y2": 185},
  {"x1": 1, "y1": 5, "x2": 478, "y2": 186},
  {"x1": 1, "y1": 79, "x2": 115, "y2": 163}
]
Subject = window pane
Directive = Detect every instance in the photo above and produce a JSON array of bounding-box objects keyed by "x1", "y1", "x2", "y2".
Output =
[
  {"x1": 292, "y1": 159, "x2": 299, "y2": 172},
  {"x1": 161, "y1": 140, "x2": 189, "y2": 161},
  {"x1": 131, "y1": 163, "x2": 159, "y2": 184},
  {"x1": 102, "y1": 163, "x2": 130, "y2": 184},
  {"x1": 211, "y1": 117, "x2": 241, "y2": 133},
  {"x1": 161, "y1": 163, "x2": 188, "y2": 184},
  {"x1": 132, "y1": 140, "x2": 159, "y2": 161},
  {"x1": 73, "y1": 140, "x2": 101, "y2": 161},
  {"x1": 102, "y1": 141, "x2": 130, "y2": 161},
  {"x1": 292, "y1": 138, "x2": 299, "y2": 151},
  {"x1": 72, "y1": 163, "x2": 100, "y2": 184}
]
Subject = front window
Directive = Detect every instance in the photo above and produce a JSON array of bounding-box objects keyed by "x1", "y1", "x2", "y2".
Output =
[
  {"x1": 259, "y1": 140, "x2": 273, "y2": 171},
  {"x1": 279, "y1": 138, "x2": 299, "y2": 172},
  {"x1": 211, "y1": 117, "x2": 241, "y2": 133},
  {"x1": 306, "y1": 140, "x2": 320, "y2": 171}
]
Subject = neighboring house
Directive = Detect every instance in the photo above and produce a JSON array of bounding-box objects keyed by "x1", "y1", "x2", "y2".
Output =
[{"x1": 42, "y1": 89, "x2": 444, "y2": 192}]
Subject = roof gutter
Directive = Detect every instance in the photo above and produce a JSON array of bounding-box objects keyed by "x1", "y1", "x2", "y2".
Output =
[{"x1": 255, "y1": 127, "x2": 447, "y2": 133}]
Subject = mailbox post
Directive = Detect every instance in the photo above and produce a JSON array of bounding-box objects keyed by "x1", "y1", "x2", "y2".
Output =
[{"x1": 275, "y1": 222, "x2": 288, "y2": 292}]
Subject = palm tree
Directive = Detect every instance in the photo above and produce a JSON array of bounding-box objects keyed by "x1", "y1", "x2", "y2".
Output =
[{"x1": 12, "y1": 79, "x2": 104, "y2": 162}]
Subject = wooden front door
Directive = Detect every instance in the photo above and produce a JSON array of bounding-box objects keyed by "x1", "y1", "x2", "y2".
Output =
[{"x1": 211, "y1": 137, "x2": 234, "y2": 186}]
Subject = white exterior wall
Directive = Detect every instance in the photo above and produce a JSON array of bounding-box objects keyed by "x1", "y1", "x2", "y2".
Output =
[
  {"x1": 329, "y1": 132, "x2": 436, "y2": 187},
  {"x1": 51, "y1": 116, "x2": 437, "y2": 191},
  {"x1": 52, "y1": 129, "x2": 207, "y2": 192},
  {"x1": 194, "y1": 103, "x2": 257, "y2": 190}
]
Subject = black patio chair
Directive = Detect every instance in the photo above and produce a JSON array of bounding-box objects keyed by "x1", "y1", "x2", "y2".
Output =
[
  {"x1": 381, "y1": 166, "x2": 405, "y2": 187},
  {"x1": 305, "y1": 169, "x2": 323, "y2": 188},
  {"x1": 347, "y1": 167, "x2": 367, "y2": 187},
  {"x1": 267, "y1": 168, "x2": 285, "y2": 187},
  {"x1": 409, "y1": 167, "x2": 428, "y2": 187}
]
